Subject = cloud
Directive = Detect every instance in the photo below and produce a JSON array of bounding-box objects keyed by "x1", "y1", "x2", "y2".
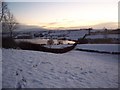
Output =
[
  {"x1": 39, "y1": 22, "x2": 59, "y2": 28},
  {"x1": 39, "y1": 22, "x2": 118, "y2": 30},
  {"x1": 64, "y1": 22, "x2": 118, "y2": 29},
  {"x1": 47, "y1": 22, "x2": 58, "y2": 25},
  {"x1": 92, "y1": 22, "x2": 118, "y2": 29}
]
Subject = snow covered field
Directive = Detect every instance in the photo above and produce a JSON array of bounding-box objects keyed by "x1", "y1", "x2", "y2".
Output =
[
  {"x1": 86, "y1": 34, "x2": 119, "y2": 39},
  {"x1": 76, "y1": 44, "x2": 119, "y2": 52},
  {"x1": 2, "y1": 48, "x2": 118, "y2": 88}
]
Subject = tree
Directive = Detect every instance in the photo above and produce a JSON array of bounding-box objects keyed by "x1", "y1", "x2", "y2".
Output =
[
  {"x1": 0, "y1": 1, "x2": 18, "y2": 38},
  {"x1": 88, "y1": 28, "x2": 92, "y2": 35}
]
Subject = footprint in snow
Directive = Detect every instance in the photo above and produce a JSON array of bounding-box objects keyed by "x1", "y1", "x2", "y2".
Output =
[
  {"x1": 58, "y1": 71, "x2": 62, "y2": 73},
  {"x1": 65, "y1": 62, "x2": 68, "y2": 64},
  {"x1": 65, "y1": 71, "x2": 69, "y2": 74},
  {"x1": 17, "y1": 77, "x2": 27, "y2": 89},
  {"x1": 81, "y1": 72, "x2": 87, "y2": 75},
  {"x1": 50, "y1": 68, "x2": 54, "y2": 72},
  {"x1": 22, "y1": 76, "x2": 27, "y2": 83},
  {"x1": 43, "y1": 76, "x2": 50, "y2": 79},
  {"x1": 16, "y1": 81, "x2": 22, "y2": 90},
  {"x1": 101, "y1": 71, "x2": 107, "y2": 73},
  {"x1": 52, "y1": 75, "x2": 60, "y2": 79},
  {"x1": 33, "y1": 64, "x2": 38, "y2": 68},
  {"x1": 69, "y1": 76, "x2": 74, "y2": 80},
  {"x1": 28, "y1": 60, "x2": 33, "y2": 63},
  {"x1": 16, "y1": 71, "x2": 19, "y2": 76},
  {"x1": 41, "y1": 61, "x2": 52, "y2": 65},
  {"x1": 74, "y1": 67, "x2": 80, "y2": 69},
  {"x1": 32, "y1": 79, "x2": 43, "y2": 85},
  {"x1": 89, "y1": 71, "x2": 93, "y2": 73},
  {"x1": 29, "y1": 56, "x2": 32, "y2": 58},
  {"x1": 18, "y1": 68, "x2": 22, "y2": 72},
  {"x1": 16, "y1": 69, "x2": 23, "y2": 76},
  {"x1": 27, "y1": 71, "x2": 32, "y2": 75}
]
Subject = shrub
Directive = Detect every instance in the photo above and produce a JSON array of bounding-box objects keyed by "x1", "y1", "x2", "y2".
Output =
[{"x1": 2, "y1": 37, "x2": 17, "y2": 48}]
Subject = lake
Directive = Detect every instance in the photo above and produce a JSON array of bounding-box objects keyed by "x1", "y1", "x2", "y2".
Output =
[{"x1": 15, "y1": 38, "x2": 75, "y2": 45}]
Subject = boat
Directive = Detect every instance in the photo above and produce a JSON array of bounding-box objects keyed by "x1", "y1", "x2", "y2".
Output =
[{"x1": 17, "y1": 41, "x2": 77, "y2": 54}]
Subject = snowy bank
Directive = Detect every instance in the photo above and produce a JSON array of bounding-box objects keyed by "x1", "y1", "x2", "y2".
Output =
[{"x1": 76, "y1": 44, "x2": 119, "y2": 52}]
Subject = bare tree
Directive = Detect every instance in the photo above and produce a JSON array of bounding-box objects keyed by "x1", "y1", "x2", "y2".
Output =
[{"x1": 0, "y1": 1, "x2": 18, "y2": 38}]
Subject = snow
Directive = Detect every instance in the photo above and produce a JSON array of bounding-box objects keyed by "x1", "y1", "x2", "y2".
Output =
[
  {"x1": 44, "y1": 44, "x2": 74, "y2": 48},
  {"x1": 2, "y1": 48, "x2": 118, "y2": 88},
  {"x1": 34, "y1": 30, "x2": 89, "y2": 40},
  {"x1": 14, "y1": 29, "x2": 119, "y2": 41},
  {"x1": 65, "y1": 30, "x2": 88, "y2": 40},
  {"x1": 0, "y1": 49, "x2": 2, "y2": 89},
  {"x1": 86, "y1": 34, "x2": 119, "y2": 39},
  {"x1": 76, "y1": 44, "x2": 119, "y2": 52}
]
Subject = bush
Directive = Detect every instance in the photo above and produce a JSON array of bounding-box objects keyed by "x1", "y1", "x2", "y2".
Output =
[{"x1": 2, "y1": 37, "x2": 17, "y2": 48}]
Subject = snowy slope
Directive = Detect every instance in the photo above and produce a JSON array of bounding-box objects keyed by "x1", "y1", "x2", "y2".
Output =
[
  {"x1": 66, "y1": 30, "x2": 88, "y2": 40},
  {"x1": 42, "y1": 30, "x2": 89, "y2": 40},
  {"x1": 2, "y1": 49, "x2": 118, "y2": 88}
]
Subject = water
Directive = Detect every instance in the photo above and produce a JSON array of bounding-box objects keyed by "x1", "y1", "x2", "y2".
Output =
[{"x1": 15, "y1": 38, "x2": 75, "y2": 45}]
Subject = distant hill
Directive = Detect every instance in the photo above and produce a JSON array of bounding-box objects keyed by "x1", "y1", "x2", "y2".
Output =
[
  {"x1": 91, "y1": 22, "x2": 118, "y2": 29},
  {"x1": 14, "y1": 24, "x2": 47, "y2": 32}
]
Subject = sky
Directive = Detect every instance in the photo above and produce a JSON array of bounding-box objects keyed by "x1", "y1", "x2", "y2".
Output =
[{"x1": 6, "y1": 0, "x2": 119, "y2": 29}]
